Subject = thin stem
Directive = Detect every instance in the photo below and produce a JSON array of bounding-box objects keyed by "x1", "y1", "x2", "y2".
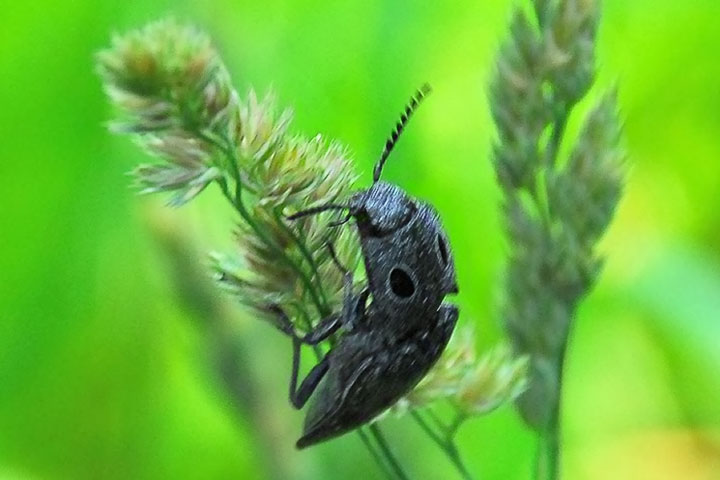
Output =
[
  {"x1": 546, "y1": 423, "x2": 559, "y2": 480},
  {"x1": 368, "y1": 424, "x2": 411, "y2": 480},
  {"x1": 539, "y1": 109, "x2": 569, "y2": 223},
  {"x1": 197, "y1": 128, "x2": 330, "y2": 318},
  {"x1": 533, "y1": 435, "x2": 545, "y2": 480},
  {"x1": 357, "y1": 427, "x2": 397, "y2": 480},
  {"x1": 425, "y1": 407, "x2": 449, "y2": 432},
  {"x1": 410, "y1": 411, "x2": 446, "y2": 446},
  {"x1": 535, "y1": 423, "x2": 559, "y2": 480},
  {"x1": 215, "y1": 168, "x2": 329, "y2": 319},
  {"x1": 234, "y1": 190, "x2": 328, "y2": 317},
  {"x1": 528, "y1": 176, "x2": 552, "y2": 232},
  {"x1": 291, "y1": 303, "x2": 325, "y2": 358},
  {"x1": 531, "y1": 109, "x2": 568, "y2": 480},
  {"x1": 446, "y1": 411, "x2": 468, "y2": 438},
  {"x1": 541, "y1": 355, "x2": 564, "y2": 480},
  {"x1": 534, "y1": 435, "x2": 542, "y2": 480},
  {"x1": 545, "y1": 110, "x2": 568, "y2": 169},
  {"x1": 410, "y1": 411, "x2": 474, "y2": 480},
  {"x1": 272, "y1": 208, "x2": 330, "y2": 308}
]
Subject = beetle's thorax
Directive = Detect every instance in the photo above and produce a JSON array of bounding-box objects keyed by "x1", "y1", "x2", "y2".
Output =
[{"x1": 349, "y1": 182, "x2": 459, "y2": 336}]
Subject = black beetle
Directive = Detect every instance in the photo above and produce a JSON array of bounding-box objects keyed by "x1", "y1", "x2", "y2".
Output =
[{"x1": 278, "y1": 85, "x2": 459, "y2": 448}]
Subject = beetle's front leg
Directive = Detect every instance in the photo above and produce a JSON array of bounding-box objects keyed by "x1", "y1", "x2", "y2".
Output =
[{"x1": 326, "y1": 240, "x2": 369, "y2": 331}]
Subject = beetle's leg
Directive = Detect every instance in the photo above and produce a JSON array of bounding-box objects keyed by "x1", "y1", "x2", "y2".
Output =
[
  {"x1": 326, "y1": 240, "x2": 349, "y2": 275},
  {"x1": 326, "y1": 240, "x2": 365, "y2": 330},
  {"x1": 301, "y1": 312, "x2": 343, "y2": 344},
  {"x1": 290, "y1": 311, "x2": 345, "y2": 409},
  {"x1": 328, "y1": 211, "x2": 352, "y2": 227},
  {"x1": 289, "y1": 336, "x2": 330, "y2": 409},
  {"x1": 267, "y1": 304, "x2": 343, "y2": 342},
  {"x1": 354, "y1": 288, "x2": 370, "y2": 319},
  {"x1": 266, "y1": 305, "x2": 340, "y2": 409}
]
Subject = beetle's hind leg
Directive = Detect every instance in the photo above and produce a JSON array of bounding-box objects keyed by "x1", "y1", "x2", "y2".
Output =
[
  {"x1": 267, "y1": 238, "x2": 368, "y2": 409},
  {"x1": 267, "y1": 305, "x2": 343, "y2": 409},
  {"x1": 288, "y1": 336, "x2": 330, "y2": 408}
]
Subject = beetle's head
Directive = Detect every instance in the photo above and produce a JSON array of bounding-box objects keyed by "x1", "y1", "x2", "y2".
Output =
[{"x1": 349, "y1": 181, "x2": 415, "y2": 237}]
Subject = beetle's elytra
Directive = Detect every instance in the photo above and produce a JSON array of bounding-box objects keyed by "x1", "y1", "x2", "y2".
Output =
[{"x1": 277, "y1": 84, "x2": 459, "y2": 448}]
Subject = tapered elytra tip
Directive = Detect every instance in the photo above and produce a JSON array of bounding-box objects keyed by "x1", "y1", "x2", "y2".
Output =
[
  {"x1": 296, "y1": 429, "x2": 326, "y2": 449},
  {"x1": 295, "y1": 436, "x2": 311, "y2": 450}
]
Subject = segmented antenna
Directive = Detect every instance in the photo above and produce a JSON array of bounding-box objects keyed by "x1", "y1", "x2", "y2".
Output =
[{"x1": 373, "y1": 83, "x2": 432, "y2": 183}]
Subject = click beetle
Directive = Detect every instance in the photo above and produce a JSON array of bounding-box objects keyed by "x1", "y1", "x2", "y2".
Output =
[{"x1": 278, "y1": 85, "x2": 459, "y2": 448}]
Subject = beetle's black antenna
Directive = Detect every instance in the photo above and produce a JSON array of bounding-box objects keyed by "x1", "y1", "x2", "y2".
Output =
[
  {"x1": 373, "y1": 83, "x2": 432, "y2": 183},
  {"x1": 287, "y1": 203, "x2": 349, "y2": 221}
]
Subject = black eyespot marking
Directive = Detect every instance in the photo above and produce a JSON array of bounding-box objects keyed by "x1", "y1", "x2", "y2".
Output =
[{"x1": 389, "y1": 268, "x2": 415, "y2": 298}]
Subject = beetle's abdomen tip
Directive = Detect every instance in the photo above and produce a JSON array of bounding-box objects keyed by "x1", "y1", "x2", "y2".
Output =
[
  {"x1": 295, "y1": 435, "x2": 314, "y2": 450},
  {"x1": 296, "y1": 422, "x2": 342, "y2": 449}
]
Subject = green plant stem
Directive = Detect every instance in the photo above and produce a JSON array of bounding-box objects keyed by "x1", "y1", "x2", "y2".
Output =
[
  {"x1": 358, "y1": 427, "x2": 397, "y2": 480},
  {"x1": 425, "y1": 407, "x2": 449, "y2": 432},
  {"x1": 368, "y1": 424, "x2": 411, "y2": 480},
  {"x1": 194, "y1": 127, "x2": 330, "y2": 318},
  {"x1": 232, "y1": 190, "x2": 327, "y2": 317},
  {"x1": 546, "y1": 421, "x2": 559, "y2": 480},
  {"x1": 535, "y1": 419, "x2": 559, "y2": 480},
  {"x1": 545, "y1": 110, "x2": 568, "y2": 169},
  {"x1": 410, "y1": 411, "x2": 473, "y2": 480},
  {"x1": 447, "y1": 410, "x2": 468, "y2": 438},
  {"x1": 215, "y1": 172, "x2": 329, "y2": 319},
  {"x1": 272, "y1": 208, "x2": 330, "y2": 308},
  {"x1": 539, "y1": 110, "x2": 569, "y2": 224},
  {"x1": 532, "y1": 110, "x2": 569, "y2": 480}
]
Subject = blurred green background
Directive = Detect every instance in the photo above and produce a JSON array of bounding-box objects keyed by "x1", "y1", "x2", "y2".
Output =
[{"x1": 1, "y1": 0, "x2": 719, "y2": 479}]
